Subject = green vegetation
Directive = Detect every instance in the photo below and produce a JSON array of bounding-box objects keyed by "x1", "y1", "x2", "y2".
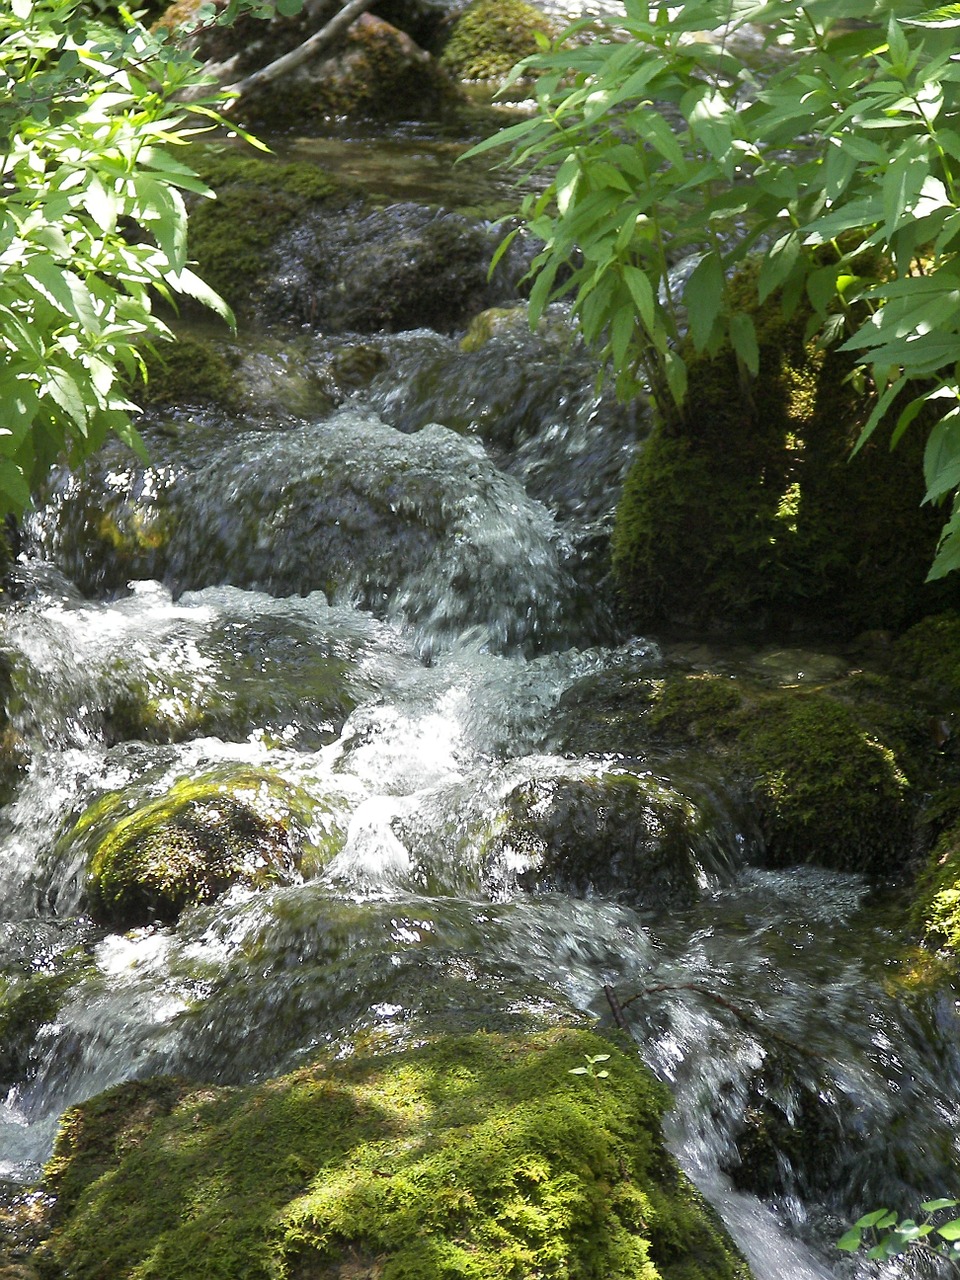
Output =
[
  {"x1": 839, "y1": 1201, "x2": 960, "y2": 1271},
  {"x1": 63, "y1": 766, "x2": 340, "y2": 927},
  {"x1": 610, "y1": 280, "x2": 952, "y2": 636},
  {"x1": 471, "y1": 0, "x2": 960, "y2": 582},
  {"x1": 0, "y1": 0, "x2": 313, "y2": 521},
  {"x1": 40, "y1": 1028, "x2": 750, "y2": 1280},
  {"x1": 440, "y1": 0, "x2": 553, "y2": 83}
]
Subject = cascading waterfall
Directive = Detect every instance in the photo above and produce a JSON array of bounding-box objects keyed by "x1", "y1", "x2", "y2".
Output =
[{"x1": 0, "y1": 138, "x2": 958, "y2": 1280}]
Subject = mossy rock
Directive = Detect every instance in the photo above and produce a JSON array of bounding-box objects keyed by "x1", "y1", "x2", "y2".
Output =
[
  {"x1": 612, "y1": 270, "x2": 960, "y2": 638},
  {"x1": 489, "y1": 768, "x2": 726, "y2": 907},
  {"x1": 910, "y1": 820, "x2": 960, "y2": 953},
  {"x1": 71, "y1": 767, "x2": 343, "y2": 928},
  {"x1": 185, "y1": 149, "x2": 355, "y2": 317},
  {"x1": 136, "y1": 335, "x2": 241, "y2": 411},
  {"x1": 890, "y1": 611, "x2": 960, "y2": 710},
  {"x1": 440, "y1": 0, "x2": 554, "y2": 81},
  {"x1": 555, "y1": 662, "x2": 919, "y2": 876},
  {"x1": 40, "y1": 1029, "x2": 750, "y2": 1280}
]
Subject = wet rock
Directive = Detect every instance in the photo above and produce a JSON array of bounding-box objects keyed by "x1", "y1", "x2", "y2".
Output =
[
  {"x1": 184, "y1": 145, "x2": 525, "y2": 332},
  {"x1": 29, "y1": 412, "x2": 604, "y2": 657},
  {"x1": 65, "y1": 766, "x2": 341, "y2": 928},
  {"x1": 39, "y1": 1029, "x2": 751, "y2": 1280},
  {"x1": 261, "y1": 201, "x2": 519, "y2": 334},
  {"x1": 553, "y1": 648, "x2": 927, "y2": 877},
  {"x1": 718, "y1": 1049, "x2": 862, "y2": 1206},
  {"x1": 136, "y1": 329, "x2": 336, "y2": 420},
  {"x1": 488, "y1": 764, "x2": 736, "y2": 908}
]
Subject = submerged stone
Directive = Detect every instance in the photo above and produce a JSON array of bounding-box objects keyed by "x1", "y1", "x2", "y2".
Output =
[
  {"x1": 69, "y1": 766, "x2": 342, "y2": 928},
  {"x1": 40, "y1": 1029, "x2": 751, "y2": 1280}
]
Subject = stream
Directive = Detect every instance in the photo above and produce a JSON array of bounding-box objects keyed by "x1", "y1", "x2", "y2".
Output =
[{"x1": 0, "y1": 126, "x2": 958, "y2": 1280}]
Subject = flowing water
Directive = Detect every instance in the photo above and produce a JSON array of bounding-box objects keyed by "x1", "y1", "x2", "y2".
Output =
[{"x1": 0, "y1": 130, "x2": 958, "y2": 1280}]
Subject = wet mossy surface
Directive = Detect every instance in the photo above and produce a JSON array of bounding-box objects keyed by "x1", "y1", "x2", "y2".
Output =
[
  {"x1": 71, "y1": 766, "x2": 342, "y2": 928},
  {"x1": 553, "y1": 658, "x2": 923, "y2": 877},
  {"x1": 185, "y1": 149, "x2": 357, "y2": 317},
  {"x1": 489, "y1": 769, "x2": 724, "y2": 908},
  {"x1": 611, "y1": 276, "x2": 960, "y2": 640},
  {"x1": 440, "y1": 0, "x2": 553, "y2": 81},
  {"x1": 38, "y1": 1028, "x2": 750, "y2": 1280}
]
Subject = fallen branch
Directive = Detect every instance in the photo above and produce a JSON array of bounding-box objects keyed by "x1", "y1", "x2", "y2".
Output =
[{"x1": 221, "y1": 0, "x2": 379, "y2": 103}]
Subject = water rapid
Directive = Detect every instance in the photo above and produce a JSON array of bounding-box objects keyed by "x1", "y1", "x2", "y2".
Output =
[{"x1": 0, "y1": 148, "x2": 957, "y2": 1280}]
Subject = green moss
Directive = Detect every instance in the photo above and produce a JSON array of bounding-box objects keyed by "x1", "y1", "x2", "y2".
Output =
[
  {"x1": 441, "y1": 0, "x2": 553, "y2": 81},
  {"x1": 186, "y1": 150, "x2": 351, "y2": 311},
  {"x1": 891, "y1": 612, "x2": 960, "y2": 707},
  {"x1": 565, "y1": 667, "x2": 917, "y2": 874},
  {"x1": 910, "y1": 821, "x2": 960, "y2": 953},
  {"x1": 736, "y1": 691, "x2": 911, "y2": 872},
  {"x1": 40, "y1": 1029, "x2": 749, "y2": 1280},
  {"x1": 136, "y1": 335, "x2": 240, "y2": 410},
  {"x1": 490, "y1": 769, "x2": 714, "y2": 907},
  {"x1": 612, "y1": 272, "x2": 960, "y2": 638},
  {"x1": 69, "y1": 767, "x2": 342, "y2": 928}
]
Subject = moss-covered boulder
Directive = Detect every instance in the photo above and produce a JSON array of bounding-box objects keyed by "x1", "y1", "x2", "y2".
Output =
[
  {"x1": 170, "y1": 1, "x2": 462, "y2": 130},
  {"x1": 249, "y1": 13, "x2": 458, "y2": 126},
  {"x1": 185, "y1": 150, "x2": 356, "y2": 321},
  {"x1": 39, "y1": 1029, "x2": 750, "y2": 1280},
  {"x1": 487, "y1": 767, "x2": 733, "y2": 907},
  {"x1": 553, "y1": 654, "x2": 923, "y2": 876},
  {"x1": 184, "y1": 148, "x2": 515, "y2": 334},
  {"x1": 440, "y1": 0, "x2": 554, "y2": 81},
  {"x1": 67, "y1": 766, "x2": 344, "y2": 929},
  {"x1": 611, "y1": 277, "x2": 960, "y2": 639}
]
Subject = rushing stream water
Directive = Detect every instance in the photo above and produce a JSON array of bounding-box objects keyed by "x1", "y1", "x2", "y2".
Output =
[{"x1": 0, "y1": 128, "x2": 958, "y2": 1280}]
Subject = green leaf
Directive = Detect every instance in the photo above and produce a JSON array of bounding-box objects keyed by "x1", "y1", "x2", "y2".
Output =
[
  {"x1": 623, "y1": 265, "x2": 656, "y2": 334},
  {"x1": 924, "y1": 413, "x2": 960, "y2": 502},
  {"x1": 685, "y1": 253, "x2": 725, "y2": 352},
  {"x1": 837, "y1": 1228, "x2": 863, "y2": 1252},
  {"x1": 937, "y1": 1219, "x2": 960, "y2": 1241},
  {"x1": 44, "y1": 366, "x2": 88, "y2": 432},
  {"x1": 758, "y1": 232, "x2": 800, "y2": 303},
  {"x1": 729, "y1": 311, "x2": 759, "y2": 376},
  {"x1": 921, "y1": 1199, "x2": 960, "y2": 1211},
  {"x1": 167, "y1": 268, "x2": 235, "y2": 329}
]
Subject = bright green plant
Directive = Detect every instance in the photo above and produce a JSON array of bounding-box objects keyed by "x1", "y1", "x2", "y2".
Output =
[
  {"x1": 470, "y1": 0, "x2": 960, "y2": 578},
  {"x1": 0, "y1": 0, "x2": 296, "y2": 518},
  {"x1": 839, "y1": 1199, "x2": 960, "y2": 1271}
]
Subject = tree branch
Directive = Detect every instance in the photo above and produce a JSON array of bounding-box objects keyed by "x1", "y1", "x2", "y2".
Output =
[{"x1": 221, "y1": 0, "x2": 379, "y2": 103}]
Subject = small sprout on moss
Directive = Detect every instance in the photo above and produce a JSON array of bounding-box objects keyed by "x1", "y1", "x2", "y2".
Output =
[{"x1": 569, "y1": 1053, "x2": 610, "y2": 1079}]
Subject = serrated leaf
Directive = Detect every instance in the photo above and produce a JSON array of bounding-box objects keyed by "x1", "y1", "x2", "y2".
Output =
[
  {"x1": 167, "y1": 267, "x2": 235, "y2": 329},
  {"x1": 44, "y1": 366, "x2": 88, "y2": 432}
]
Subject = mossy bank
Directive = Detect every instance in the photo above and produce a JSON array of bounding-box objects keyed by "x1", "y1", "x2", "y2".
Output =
[
  {"x1": 612, "y1": 277, "x2": 960, "y2": 639},
  {"x1": 37, "y1": 1028, "x2": 750, "y2": 1280}
]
